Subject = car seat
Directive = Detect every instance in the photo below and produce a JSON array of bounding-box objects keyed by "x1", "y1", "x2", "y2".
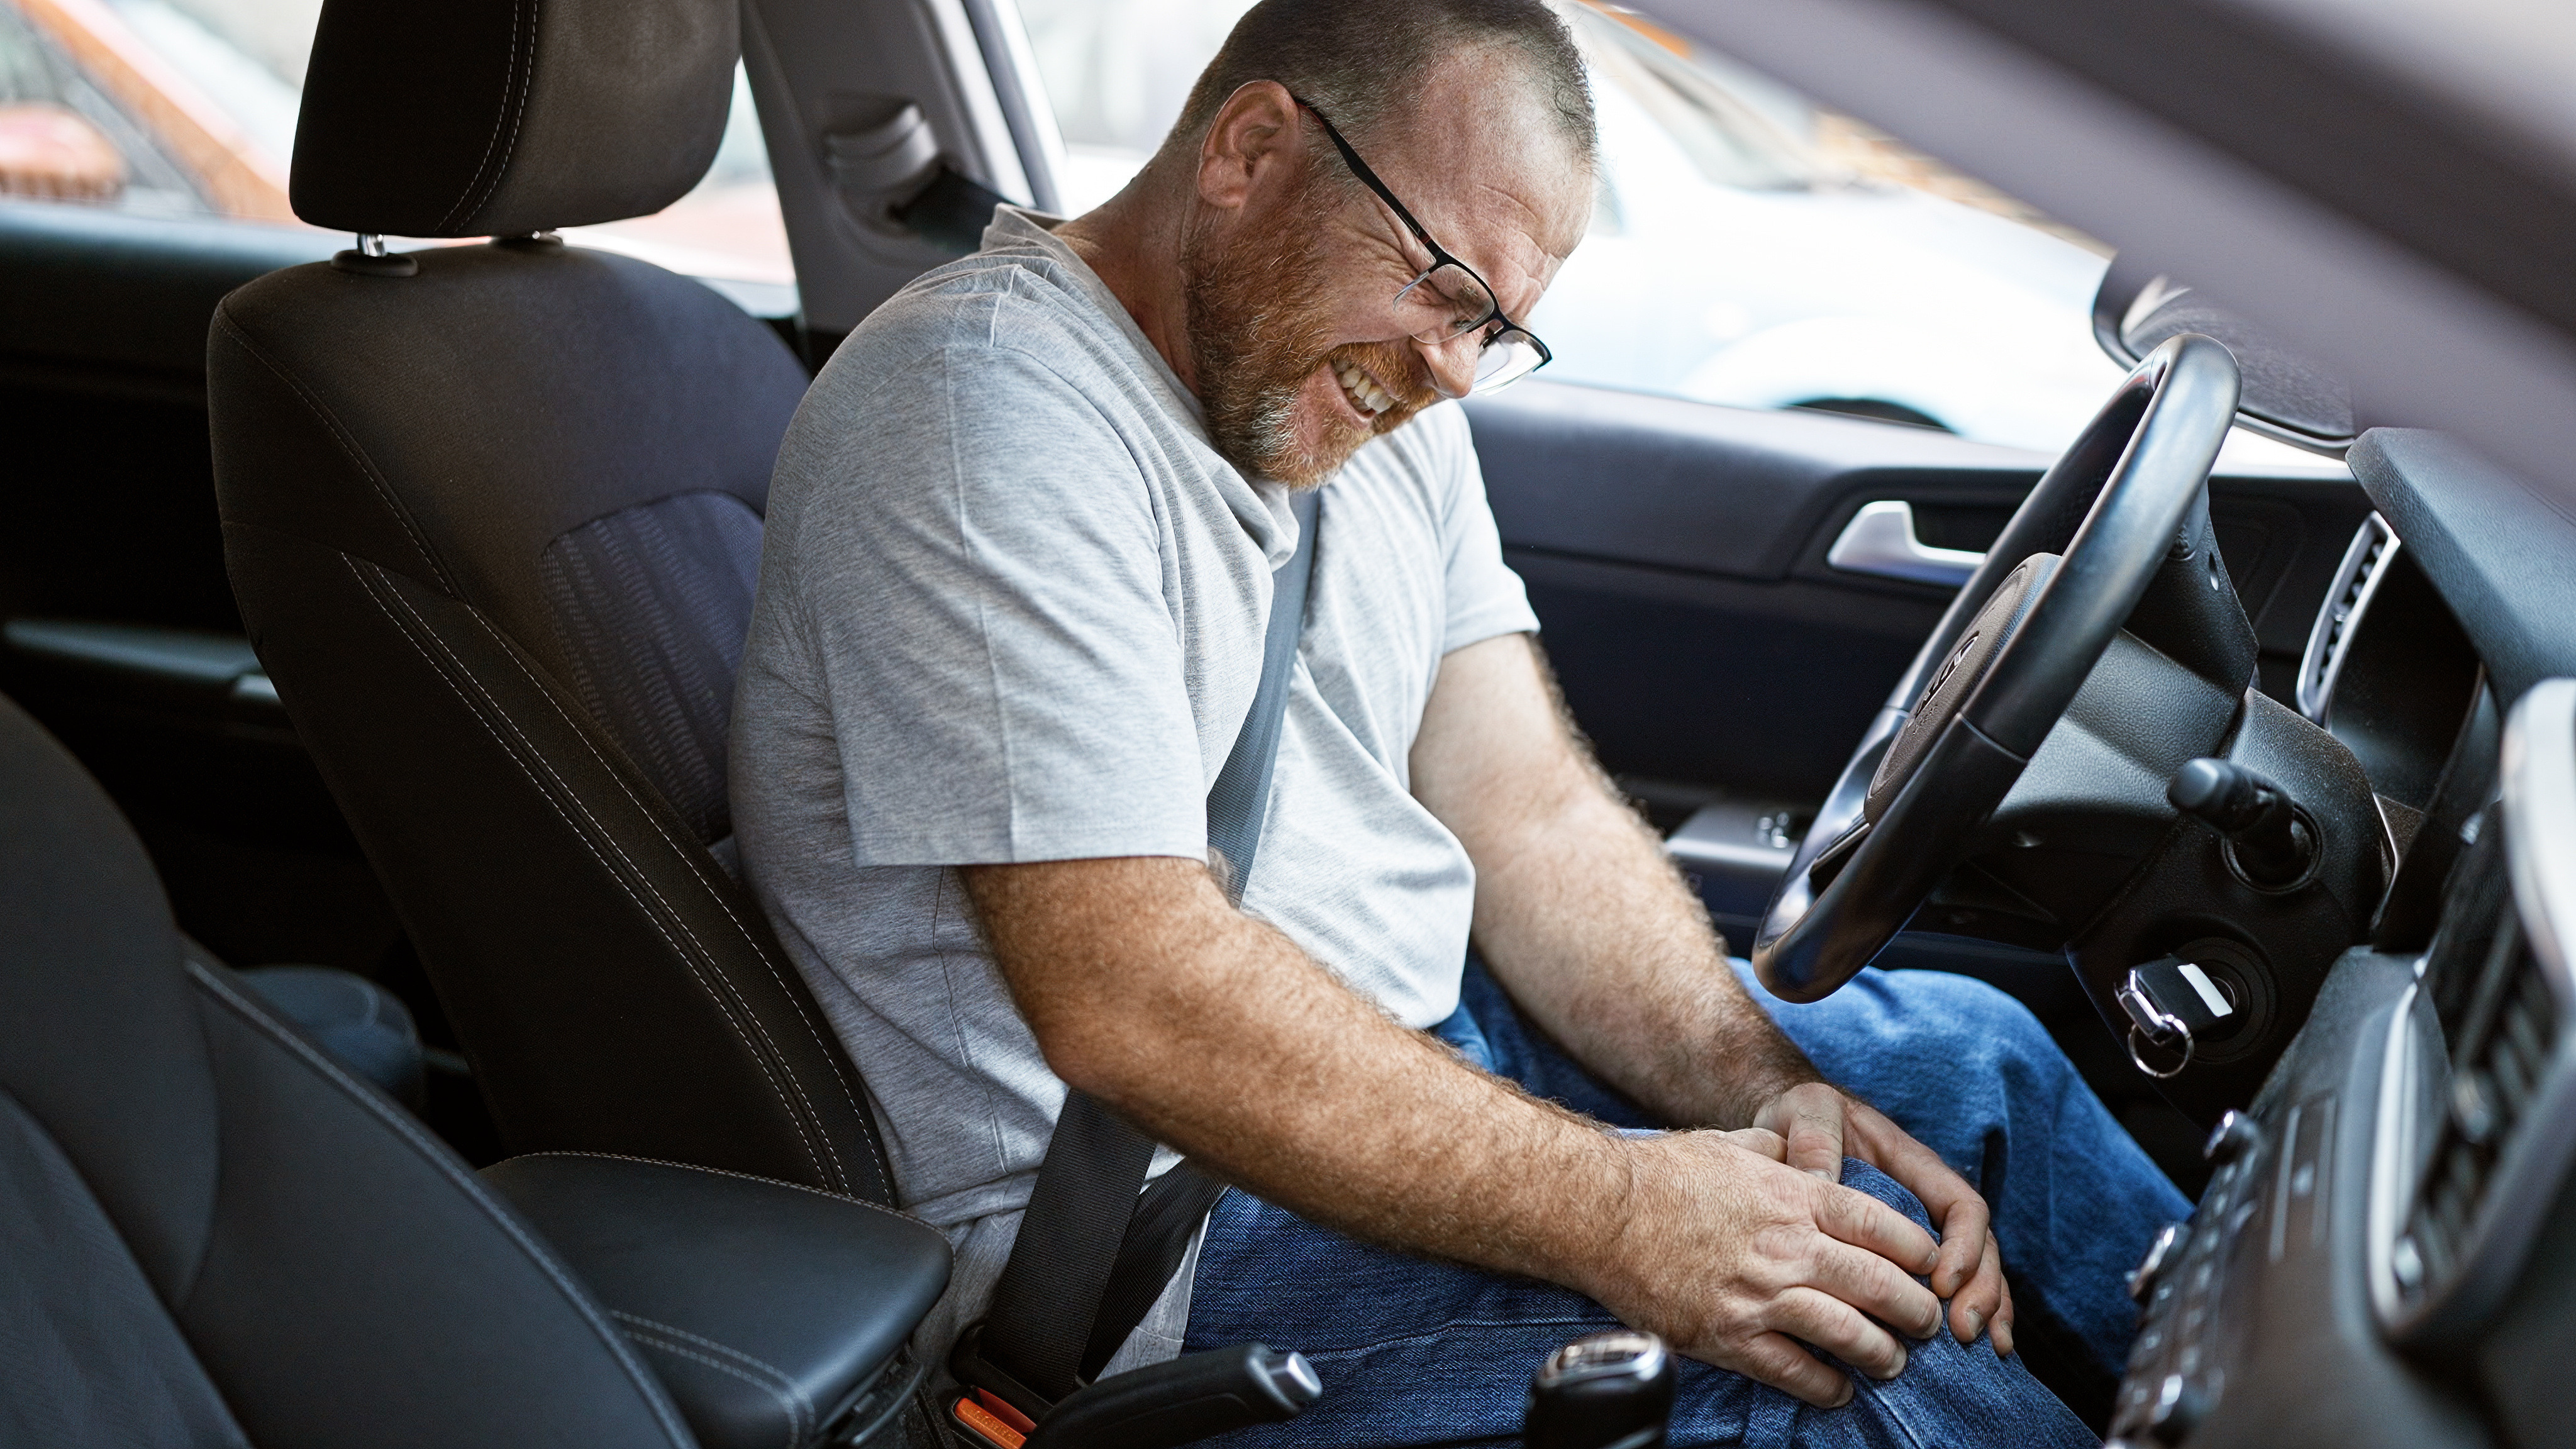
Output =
[
  {"x1": 203, "y1": 0, "x2": 887, "y2": 1200},
  {"x1": 0, "y1": 689, "x2": 954, "y2": 1449}
]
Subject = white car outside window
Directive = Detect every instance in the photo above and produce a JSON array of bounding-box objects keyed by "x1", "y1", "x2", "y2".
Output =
[{"x1": 1016, "y1": 0, "x2": 2336, "y2": 467}]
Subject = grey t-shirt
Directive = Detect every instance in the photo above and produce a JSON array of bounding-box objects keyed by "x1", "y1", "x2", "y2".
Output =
[{"x1": 731, "y1": 208, "x2": 1538, "y2": 1370}]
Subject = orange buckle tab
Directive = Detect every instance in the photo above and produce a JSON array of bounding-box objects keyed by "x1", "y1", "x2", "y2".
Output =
[{"x1": 950, "y1": 1389, "x2": 1031, "y2": 1448}]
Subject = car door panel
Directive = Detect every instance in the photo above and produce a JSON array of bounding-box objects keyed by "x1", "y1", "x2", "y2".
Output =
[
  {"x1": 1466, "y1": 381, "x2": 2373, "y2": 806},
  {"x1": 0, "y1": 199, "x2": 386, "y2": 971}
]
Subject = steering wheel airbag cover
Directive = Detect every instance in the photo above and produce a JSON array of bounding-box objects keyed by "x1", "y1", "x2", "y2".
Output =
[{"x1": 1866, "y1": 553, "x2": 2057, "y2": 823}]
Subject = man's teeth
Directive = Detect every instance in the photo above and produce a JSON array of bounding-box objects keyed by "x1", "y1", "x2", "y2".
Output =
[{"x1": 1333, "y1": 361, "x2": 1393, "y2": 417}]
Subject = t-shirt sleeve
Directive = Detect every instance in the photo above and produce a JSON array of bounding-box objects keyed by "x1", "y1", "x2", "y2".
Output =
[
  {"x1": 789, "y1": 338, "x2": 1208, "y2": 867},
  {"x1": 1430, "y1": 406, "x2": 1541, "y2": 654}
]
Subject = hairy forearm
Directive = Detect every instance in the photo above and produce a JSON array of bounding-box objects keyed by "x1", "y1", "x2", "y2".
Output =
[
  {"x1": 1472, "y1": 763, "x2": 1816, "y2": 1126},
  {"x1": 1414, "y1": 636, "x2": 1816, "y2": 1128},
  {"x1": 963, "y1": 857, "x2": 1644, "y2": 1296}
]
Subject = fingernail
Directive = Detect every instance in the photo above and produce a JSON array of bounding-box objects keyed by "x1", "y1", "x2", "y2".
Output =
[
  {"x1": 1806, "y1": 1167, "x2": 1835, "y2": 1180},
  {"x1": 1961, "y1": 1308, "x2": 1983, "y2": 1343},
  {"x1": 1878, "y1": 1346, "x2": 1907, "y2": 1380}
]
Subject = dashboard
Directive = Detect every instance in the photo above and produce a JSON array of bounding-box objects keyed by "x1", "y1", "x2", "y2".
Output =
[{"x1": 2107, "y1": 469, "x2": 2576, "y2": 1448}]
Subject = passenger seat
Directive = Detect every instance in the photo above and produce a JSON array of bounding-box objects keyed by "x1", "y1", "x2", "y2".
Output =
[
  {"x1": 205, "y1": 0, "x2": 888, "y2": 1199},
  {"x1": 0, "y1": 690, "x2": 953, "y2": 1449}
]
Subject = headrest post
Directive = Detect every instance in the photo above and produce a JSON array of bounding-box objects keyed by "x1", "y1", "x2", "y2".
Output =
[{"x1": 331, "y1": 233, "x2": 419, "y2": 278}]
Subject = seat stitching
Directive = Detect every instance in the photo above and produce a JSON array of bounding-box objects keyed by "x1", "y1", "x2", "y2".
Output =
[
  {"x1": 449, "y1": 603, "x2": 878, "y2": 1195},
  {"x1": 355, "y1": 560, "x2": 829, "y2": 1184},
  {"x1": 464, "y1": 592, "x2": 878, "y2": 1172},
  {"x1": 186, "y1": 962, "x2": 698, "y2": 1448},
  {"x1": 210, "y1": 312, "x2": 454, "y2": 592},
  {"x1": 348, "y1": 558, "x2": 830, "y2": 1185},
  {"x1": 618, "y1": 1329, "x2": 805, "y2": 1449},
  {"x1": 499, "y1": 1150, "x2": 925, "y2": 1226},
  {"x1": 609, "y1": 1310, "x2": 803, "y2": 1389},
  {"x1": 435, "y1": 0, "x2": 533, "y2": 233},
  {"x1": 609, "y1": 1310, "x2": 814, "y2": 1440}
]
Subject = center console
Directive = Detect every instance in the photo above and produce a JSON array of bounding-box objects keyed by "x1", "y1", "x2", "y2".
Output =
[{"x1": 2108, "y1": 679, "x2": 2576, "y2": 1448}]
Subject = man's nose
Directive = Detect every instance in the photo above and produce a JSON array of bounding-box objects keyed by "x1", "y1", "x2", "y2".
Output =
[{"x1": 1414, "y1": 333, "x2": 1479, "y2": 401}]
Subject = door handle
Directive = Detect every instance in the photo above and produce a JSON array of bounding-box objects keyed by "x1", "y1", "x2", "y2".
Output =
[{"x1": 1825, "y1": 501, "x2": 1984, "y2": 586}]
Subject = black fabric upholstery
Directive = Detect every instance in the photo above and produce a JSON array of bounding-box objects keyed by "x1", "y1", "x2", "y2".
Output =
[
  {"x1": 0, "y1": 692, "x2": 699, "y2": 1449},
  {"x1": 0, "y1": 1092, "x2": 246, "y2": 1449},
  {"x1": 483, "y1": 1153, "x2": 953, "y2": 1449},
  {"x1": 538, "y1": 489, "x2": 763, "y2": 846},
  {"x1": 208, "y1": 243, "x2": 894, "y2": 1202},
  {"x1": 291, "y1": 0, "x2": 736, "y2": 236}
]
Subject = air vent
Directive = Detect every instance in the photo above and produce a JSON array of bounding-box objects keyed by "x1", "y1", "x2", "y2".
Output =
[
  {"x1": 2390, "y1": 916, "x2": 2555, "y2": 1311},
  {"x1": 2380, "y1": 677, "x2": 2576, "y2": 1346},
  {"x1": 2298, "y1": 513, "x2": 2399, "y2": 721}
]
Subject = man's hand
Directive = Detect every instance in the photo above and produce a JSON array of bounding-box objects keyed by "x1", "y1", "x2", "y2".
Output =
[
  {"x1": 1587, "y1": 1131, "x2": 1945, "y2": 1407},
  {"x1": 1753, "y1": 1082, "x2": 2014, "y2": 1355},
  {"x1": 965, "y1": 855, "x2": 1976, "y2": 1408}
]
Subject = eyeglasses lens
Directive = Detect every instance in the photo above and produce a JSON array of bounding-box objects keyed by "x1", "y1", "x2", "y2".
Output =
[
  {"x1": 1470, "y1": 332, "x2": 1546, "y2": 393},
  {"x1": 1394, "y1": 262, "x2": 1497, "y2": 343},
  {"x1": 1391, "y1": 263, "x2": 1546, "y2": 394}
]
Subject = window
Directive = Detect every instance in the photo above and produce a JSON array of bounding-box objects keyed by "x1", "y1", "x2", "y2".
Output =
[
  {"x1": 1014, "y1": 0, "x2": 2324, "y2": 462},
  {"x1": 0, "y1": 0, "x2": 789, "y2": 292}
]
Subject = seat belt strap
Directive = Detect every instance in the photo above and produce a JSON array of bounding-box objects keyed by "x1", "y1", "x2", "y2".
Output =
[{"x1": 972, "y1": 488, "x2": 1321, "y2": 1406}]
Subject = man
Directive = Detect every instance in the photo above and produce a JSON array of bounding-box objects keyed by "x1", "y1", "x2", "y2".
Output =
[{"x1": 733, "y1": 0, "x2": 2188, "y2": 1441}]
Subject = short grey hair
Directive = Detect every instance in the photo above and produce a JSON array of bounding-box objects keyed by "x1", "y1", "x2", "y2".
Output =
[{"x1": 1163, "y1": 0, "x2": 1595, "y2": 172}]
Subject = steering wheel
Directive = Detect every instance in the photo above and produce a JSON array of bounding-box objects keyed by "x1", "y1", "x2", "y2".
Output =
[{"x1": 1753, "y1": 334, "x2": 2243, "y2": 1001}]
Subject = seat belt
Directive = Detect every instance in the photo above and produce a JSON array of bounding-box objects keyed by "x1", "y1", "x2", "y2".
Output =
[{"x1": 965, "y1": 488, "x2": 1321, "y2": 1413}]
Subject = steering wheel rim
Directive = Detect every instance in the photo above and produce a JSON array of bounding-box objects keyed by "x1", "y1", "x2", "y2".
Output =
[{"x1": 1752, "y1": 334, "x2": 2243, "y2": 1002}]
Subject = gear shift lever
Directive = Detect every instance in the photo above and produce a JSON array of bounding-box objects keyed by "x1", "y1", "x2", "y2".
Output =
[{"x1": 1524, "y1": 1330, "x2": 1675, "y2": 1449}]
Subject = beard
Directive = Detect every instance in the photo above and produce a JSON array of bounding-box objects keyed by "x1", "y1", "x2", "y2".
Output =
[{"x1": 1179, "y1": 176, "x2": 1435, "y2": 487}]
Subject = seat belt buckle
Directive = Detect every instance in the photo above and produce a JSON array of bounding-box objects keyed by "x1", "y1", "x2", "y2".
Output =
[
  {"x1": 947, "y1": 1385, "x2": 1037, "y2": 1449},
  {"x1": 948, "y1": 1321, "x2": 1058, "y2": 1431}
]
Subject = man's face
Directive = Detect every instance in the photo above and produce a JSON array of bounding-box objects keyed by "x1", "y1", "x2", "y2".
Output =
[{"x1": 1182, "y1": 58, "x2": 1591, "y2": 487}]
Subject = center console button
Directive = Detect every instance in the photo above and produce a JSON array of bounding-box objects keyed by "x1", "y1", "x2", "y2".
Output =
[
  {"x1": 2146, "y1": 1374, "x2": 2209, "y2": 1445},
  {"x1": 2204, "y1": 1109, "x2": 2262, "y2": 1165},
  {"x1": 2129, "y1": 1222, "x2": 2186, "y2": 1301}
]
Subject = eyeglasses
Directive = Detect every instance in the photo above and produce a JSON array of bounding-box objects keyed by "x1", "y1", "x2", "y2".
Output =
[{"x1": 1291, "y1": 97, "x2": 1553, "y2": 395}]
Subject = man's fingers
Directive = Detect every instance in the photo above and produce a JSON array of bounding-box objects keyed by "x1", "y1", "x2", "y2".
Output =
[
  {"x1": 1845, "y1": 1109, "x2": 1989, "y2": 1298},
  {"x1": 1727, "y1": 1331, "x2": 1856, "y2": 1409},
  {"x1": 1809, "y1": 1237, "x2": 1942, "y2": 1341},
  {"x1": 1770, "y1": 1285, "x2": 1909, "y2": 1383},
  {"x1": 1814, "y1": 1179, "x2": 1940, "y2": 1278},
  {"x1": 1985, "y1": 1238, "x2": 2016, "y2": 1357},
  {"x1": 1928, "y1": 1182, "x2": 1990, "y2": 1299},
  {"x1": 1720, "y1": 1127, "x2": 1788, "y2": 1161},
  {"x1": 1772, "y1": 1087, "x2": 1847, "y2": 1181},
  {"x1": 1950, "y1": 1230, "x2": 2010, "y2": 1346}
]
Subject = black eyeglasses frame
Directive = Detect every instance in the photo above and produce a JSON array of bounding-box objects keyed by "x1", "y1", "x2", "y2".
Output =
[{"x1": 1289, "y1": 96, "x2": 1553, "y2": 386}]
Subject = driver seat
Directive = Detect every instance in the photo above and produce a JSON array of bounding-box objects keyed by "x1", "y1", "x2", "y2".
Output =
[{"x1": 206, "y1": 0, "x2": 887, "y2": 1199}]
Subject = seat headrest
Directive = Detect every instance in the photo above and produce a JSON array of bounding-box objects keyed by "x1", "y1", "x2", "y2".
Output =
[{"x1": 290, "y1": 0, "x2": 737, "y2": 237}]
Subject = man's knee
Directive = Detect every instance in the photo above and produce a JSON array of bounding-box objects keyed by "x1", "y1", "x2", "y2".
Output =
[
  {"x1": 1869, "y1": 970, "x2": 2065, "y2": 1079},
  {"x1": 1838, "y1": 1158, "x2": 1934, "y2": 1236}
]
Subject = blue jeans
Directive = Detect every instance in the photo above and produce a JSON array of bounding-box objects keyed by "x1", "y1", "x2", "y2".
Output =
[{"x1": 1180, "y1": 962, "x2": 2190, "y2": 1447}]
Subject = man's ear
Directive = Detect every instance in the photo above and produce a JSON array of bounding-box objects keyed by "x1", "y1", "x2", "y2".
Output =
[{"x1": 1196, "y1": 80, "x2": 1303, "y2": 214}]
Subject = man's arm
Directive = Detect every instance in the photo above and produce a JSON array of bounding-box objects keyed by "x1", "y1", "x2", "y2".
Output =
[
  {"x1": 963, "y1": 855, "x2": 1946, "y2": 1406},
  {"x1": 1409, "y1": 633, "x2": 2012, "y2": 1351}
]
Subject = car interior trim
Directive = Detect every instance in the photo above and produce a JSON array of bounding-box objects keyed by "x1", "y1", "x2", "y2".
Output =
[{"x1": 2296, "y1": 513, "x2": 2399, "y2": 722}]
